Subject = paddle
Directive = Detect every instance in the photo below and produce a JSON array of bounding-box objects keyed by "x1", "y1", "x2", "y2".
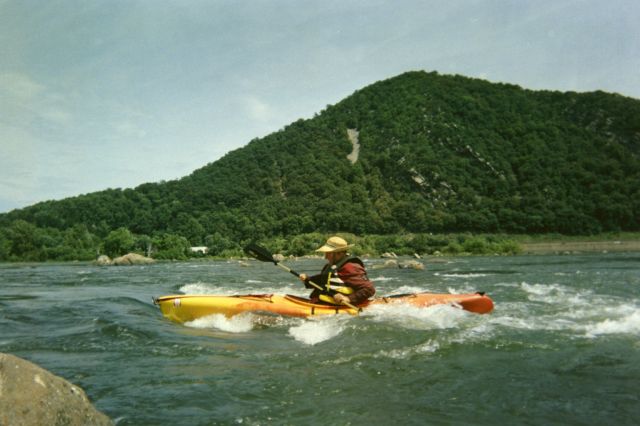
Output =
[{"x1": 243, "y1": 243, "x2": 361, "y2": 312}]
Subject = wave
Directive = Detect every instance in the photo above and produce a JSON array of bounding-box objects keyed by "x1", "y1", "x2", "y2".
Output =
[
  {"x1": 585, "y1": 309, "x2": 640, "y2": 338},
  {"x1": 288, "y1": 316, "x2": 348, "y2": 345},
  {"x1": 436, "y1": 272, "x2": 490, "y2": 278},
  {"x1": 371, "y1": 276, "x2": 400, "y2": 282}
]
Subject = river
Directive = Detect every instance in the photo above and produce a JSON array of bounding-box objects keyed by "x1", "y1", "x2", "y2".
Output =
[{"x1": 1, "y1": 253, "x2": 638, "y2": 425}]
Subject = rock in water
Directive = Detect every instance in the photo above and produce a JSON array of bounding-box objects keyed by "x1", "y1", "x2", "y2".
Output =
[
  {"x1": 371, "y1": 259, "x2": 399, "y2": 270},
  {"x1": 0, "y1": 353, "x2": 113, "y2": 426},
  {"x1": 94, "y1": 255, "x2": 112, "y2": 266},
  {"x1": 112, "y1": 252, "x2": 155, "y2": 265},
  {"x1": 400, "y1": 260, "x2": 425, "y2": 270}
]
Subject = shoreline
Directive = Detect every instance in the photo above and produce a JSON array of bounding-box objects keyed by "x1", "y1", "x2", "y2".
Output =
[
  {"x1": 1, "y1": 238, "x2": 639, "y2": 265},
  {"x1": 520, "y1": 240, "x2": 640, "y2": 254}
]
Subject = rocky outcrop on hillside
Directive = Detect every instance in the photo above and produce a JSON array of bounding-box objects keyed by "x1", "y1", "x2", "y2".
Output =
[{"x1": 0, "y1": 352, "x2": 113, "y2": 425}]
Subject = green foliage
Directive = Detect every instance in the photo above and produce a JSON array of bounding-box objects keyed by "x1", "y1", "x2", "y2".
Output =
[
  {"x1": 286, "y1": 233, "x2": 325, "y2": 256},
  {"x1": 1, "y1": 71, "x2": 639, "y2": 261},
  {"x1": 153, "y1": 234, "x2": 190, "y2": 260},
  {"x1": 103, "y1": 227, "x2": 135, "y2": 258},
  {"x1": 5, "y1": 220, "x2": 44, "y2": 261},
  {"x1": 0, "y1": 220, "x2": 100, "y2": 261},
  {"x1": 263, "y1": 233, "x2": 522, "y2": 257},
  {"x1": 204, "y1": 233, "x2": 238, "y2": 256}
]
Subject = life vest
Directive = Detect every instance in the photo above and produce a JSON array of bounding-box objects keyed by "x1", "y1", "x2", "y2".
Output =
[{"x1": 317, "y1": 257, "x2": 364, "y2": 304}]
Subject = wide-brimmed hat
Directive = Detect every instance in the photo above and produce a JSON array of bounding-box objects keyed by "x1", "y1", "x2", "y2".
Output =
[{"x1": 315, "y1": 236, "x2": 354, "y2": 253}]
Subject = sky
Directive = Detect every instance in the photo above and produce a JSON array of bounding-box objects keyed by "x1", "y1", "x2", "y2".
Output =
[{"x1": 1, "y1": 0, "x2": 639, "y2": 213}]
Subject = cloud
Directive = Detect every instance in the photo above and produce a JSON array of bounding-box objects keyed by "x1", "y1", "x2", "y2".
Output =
[
  {"x1": 0, "y1": 72, "x2": 44, "y2": 100},
  {"x1": 0, "y1": 123, "x2": 43, "y2": 210},
  {"x1": 0, "y1": 72, "x2": 73, "y2": 128},
  {"x1": 244, "y1": 96, "x2": 276, "y2": 123}
]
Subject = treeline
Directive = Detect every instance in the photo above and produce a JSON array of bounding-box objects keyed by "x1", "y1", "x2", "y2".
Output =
[
  {"x1": 0, "y1": 221, "x2": 197, "y2": 262},
  {"x1": 1, "y1": 71, "x2": 639, "y2": 262},
  {"x1": 0, "y1": 220, "x2": 521, "y2": 262}
]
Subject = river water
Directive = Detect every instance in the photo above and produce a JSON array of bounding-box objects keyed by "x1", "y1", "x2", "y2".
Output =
[{"x1": 1, "y1": 253, "x2": 639, "y2": 425}]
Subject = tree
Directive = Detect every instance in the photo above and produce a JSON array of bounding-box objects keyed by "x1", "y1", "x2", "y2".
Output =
[
  {"x1": 169, "y1": 213, "x2": 205, "y2": 245},
  {"x1": 63, "y1": 224, "x2": 99, "y2": 260},
  {"x1": 204, "y1": 233, "x2": 236, "y2": 256},
  {"x1": 6, "y1": 220, "x2": 43, "y2": 261},
  {"x1": 153, "y1": 234, "x2": 190, "y2": 260},
  {"x1": 103, "y1": 228, "x2": 135, "y2": 257},
  {"x1": 0, "y1": 229, "x2": 11, "y2": 260}
]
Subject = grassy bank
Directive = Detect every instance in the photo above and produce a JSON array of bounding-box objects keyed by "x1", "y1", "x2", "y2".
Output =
[{"x1": 509, "y1": 233, "x2": 640, "y2": 254}]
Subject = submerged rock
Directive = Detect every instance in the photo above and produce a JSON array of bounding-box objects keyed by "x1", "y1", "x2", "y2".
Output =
[
  {"x1": 112, "y1": 253, "x2": 155, "y2": 265},
  {"x1": 0, "y1": 352, "x2": 113, "y2": 425}
]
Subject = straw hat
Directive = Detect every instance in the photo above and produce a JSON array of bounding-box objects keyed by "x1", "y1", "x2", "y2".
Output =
[{"x1": 315, "y1": 236, "x2": 354, "y2": 253}]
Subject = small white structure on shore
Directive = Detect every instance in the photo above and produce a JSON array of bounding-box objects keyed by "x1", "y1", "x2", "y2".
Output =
[{"x1": 190, "y1": 246, "x2": 209, "y2": 255}]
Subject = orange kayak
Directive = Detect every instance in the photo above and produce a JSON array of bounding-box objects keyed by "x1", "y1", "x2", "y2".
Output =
[{"x1": 153, "y1": 292, "x2": 494, "y2": 323}]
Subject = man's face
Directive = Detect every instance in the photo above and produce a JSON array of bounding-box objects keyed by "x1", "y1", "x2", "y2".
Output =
[{"x1": 324, "y1": 251, "x2": 345, "y2": 264}]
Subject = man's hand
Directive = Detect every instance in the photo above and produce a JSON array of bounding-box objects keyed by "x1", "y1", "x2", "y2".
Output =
[
  {"x1": 332, "y1": 293, "x2": 350, "y2": 305},
  {"x1": 299, "y1": 273, "x2": 308, "y2": 282}
]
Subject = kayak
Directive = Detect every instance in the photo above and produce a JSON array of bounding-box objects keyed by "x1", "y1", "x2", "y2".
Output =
[{"x1": 153, "y1": 292, "x2": 494, "y2": 323}]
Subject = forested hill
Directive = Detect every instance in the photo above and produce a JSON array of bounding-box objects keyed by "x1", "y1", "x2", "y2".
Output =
[{"x1": 1, "y1": 71, "x2": 639, "y2": 260}]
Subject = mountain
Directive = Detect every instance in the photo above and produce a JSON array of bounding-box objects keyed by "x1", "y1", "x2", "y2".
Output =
[{"x1": 1, "y1": 71, "x2": 639, "y2": 260}]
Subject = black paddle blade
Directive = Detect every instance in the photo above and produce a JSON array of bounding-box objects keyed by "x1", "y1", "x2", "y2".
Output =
[{"x1": 243, "y1": 243, "x2": 277, "y2": 263}]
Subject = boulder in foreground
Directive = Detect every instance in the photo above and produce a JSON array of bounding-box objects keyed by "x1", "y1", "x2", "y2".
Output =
[{"x1": 0, "y1": 352, "x2": 113, "y2": 425}]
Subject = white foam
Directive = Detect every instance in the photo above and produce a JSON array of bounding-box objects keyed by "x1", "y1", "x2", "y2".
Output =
[
  {"x1": 385, "y1": 285, "x2": 426, "y2": 295},
  {"x1": 520, "y1": 282, "x2": 594, "y2": 307},
  {"x1": 520, "y1": 282, "x2": 562, "y2": 296},
  {"x1": 288, "y1": 317, "x2": 347, "y2": 345},
  {"x1": 185, "y1": 313, "x2": 255, "y2": 333},
  {"x1": 585, "y1": 310, "x2": 640, "y2": 338},
  {"x1": 437, "y1": 273, "x2": 489, "y2": 278},
  {"x1": 179, "y1": 282, "x2": 220, "y2": 294},
  {"x1": 179, "y1": 282, "x2": 281, "y2": 295},
  {"x1": 371, "y1": 276, "x2": 399, "y2": 282},
  {"x1": 447, "y1": 285, "x2": 476, "y2": 294},
  {"x1": 364, "y1": 303, "x2": 469, "y2": 330}
]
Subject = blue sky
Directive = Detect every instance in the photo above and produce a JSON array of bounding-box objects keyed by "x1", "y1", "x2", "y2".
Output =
[{"x1": 1, "y1": 0, "x2": 639, "y2": 213}]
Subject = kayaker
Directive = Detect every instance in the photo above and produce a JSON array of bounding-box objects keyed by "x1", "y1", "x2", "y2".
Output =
[{"x1": 298, "y1": 236, "x2": 375, "y2": 305}]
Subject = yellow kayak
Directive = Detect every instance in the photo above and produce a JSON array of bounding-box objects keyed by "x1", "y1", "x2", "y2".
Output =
[{"x1": 153, "y1": 292, "x2": 494, "y2": 323}]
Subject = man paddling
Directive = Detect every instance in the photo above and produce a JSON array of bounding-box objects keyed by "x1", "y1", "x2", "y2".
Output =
[{"x1": 299, "y1": 236, "x2": 375, "y2": 305}]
